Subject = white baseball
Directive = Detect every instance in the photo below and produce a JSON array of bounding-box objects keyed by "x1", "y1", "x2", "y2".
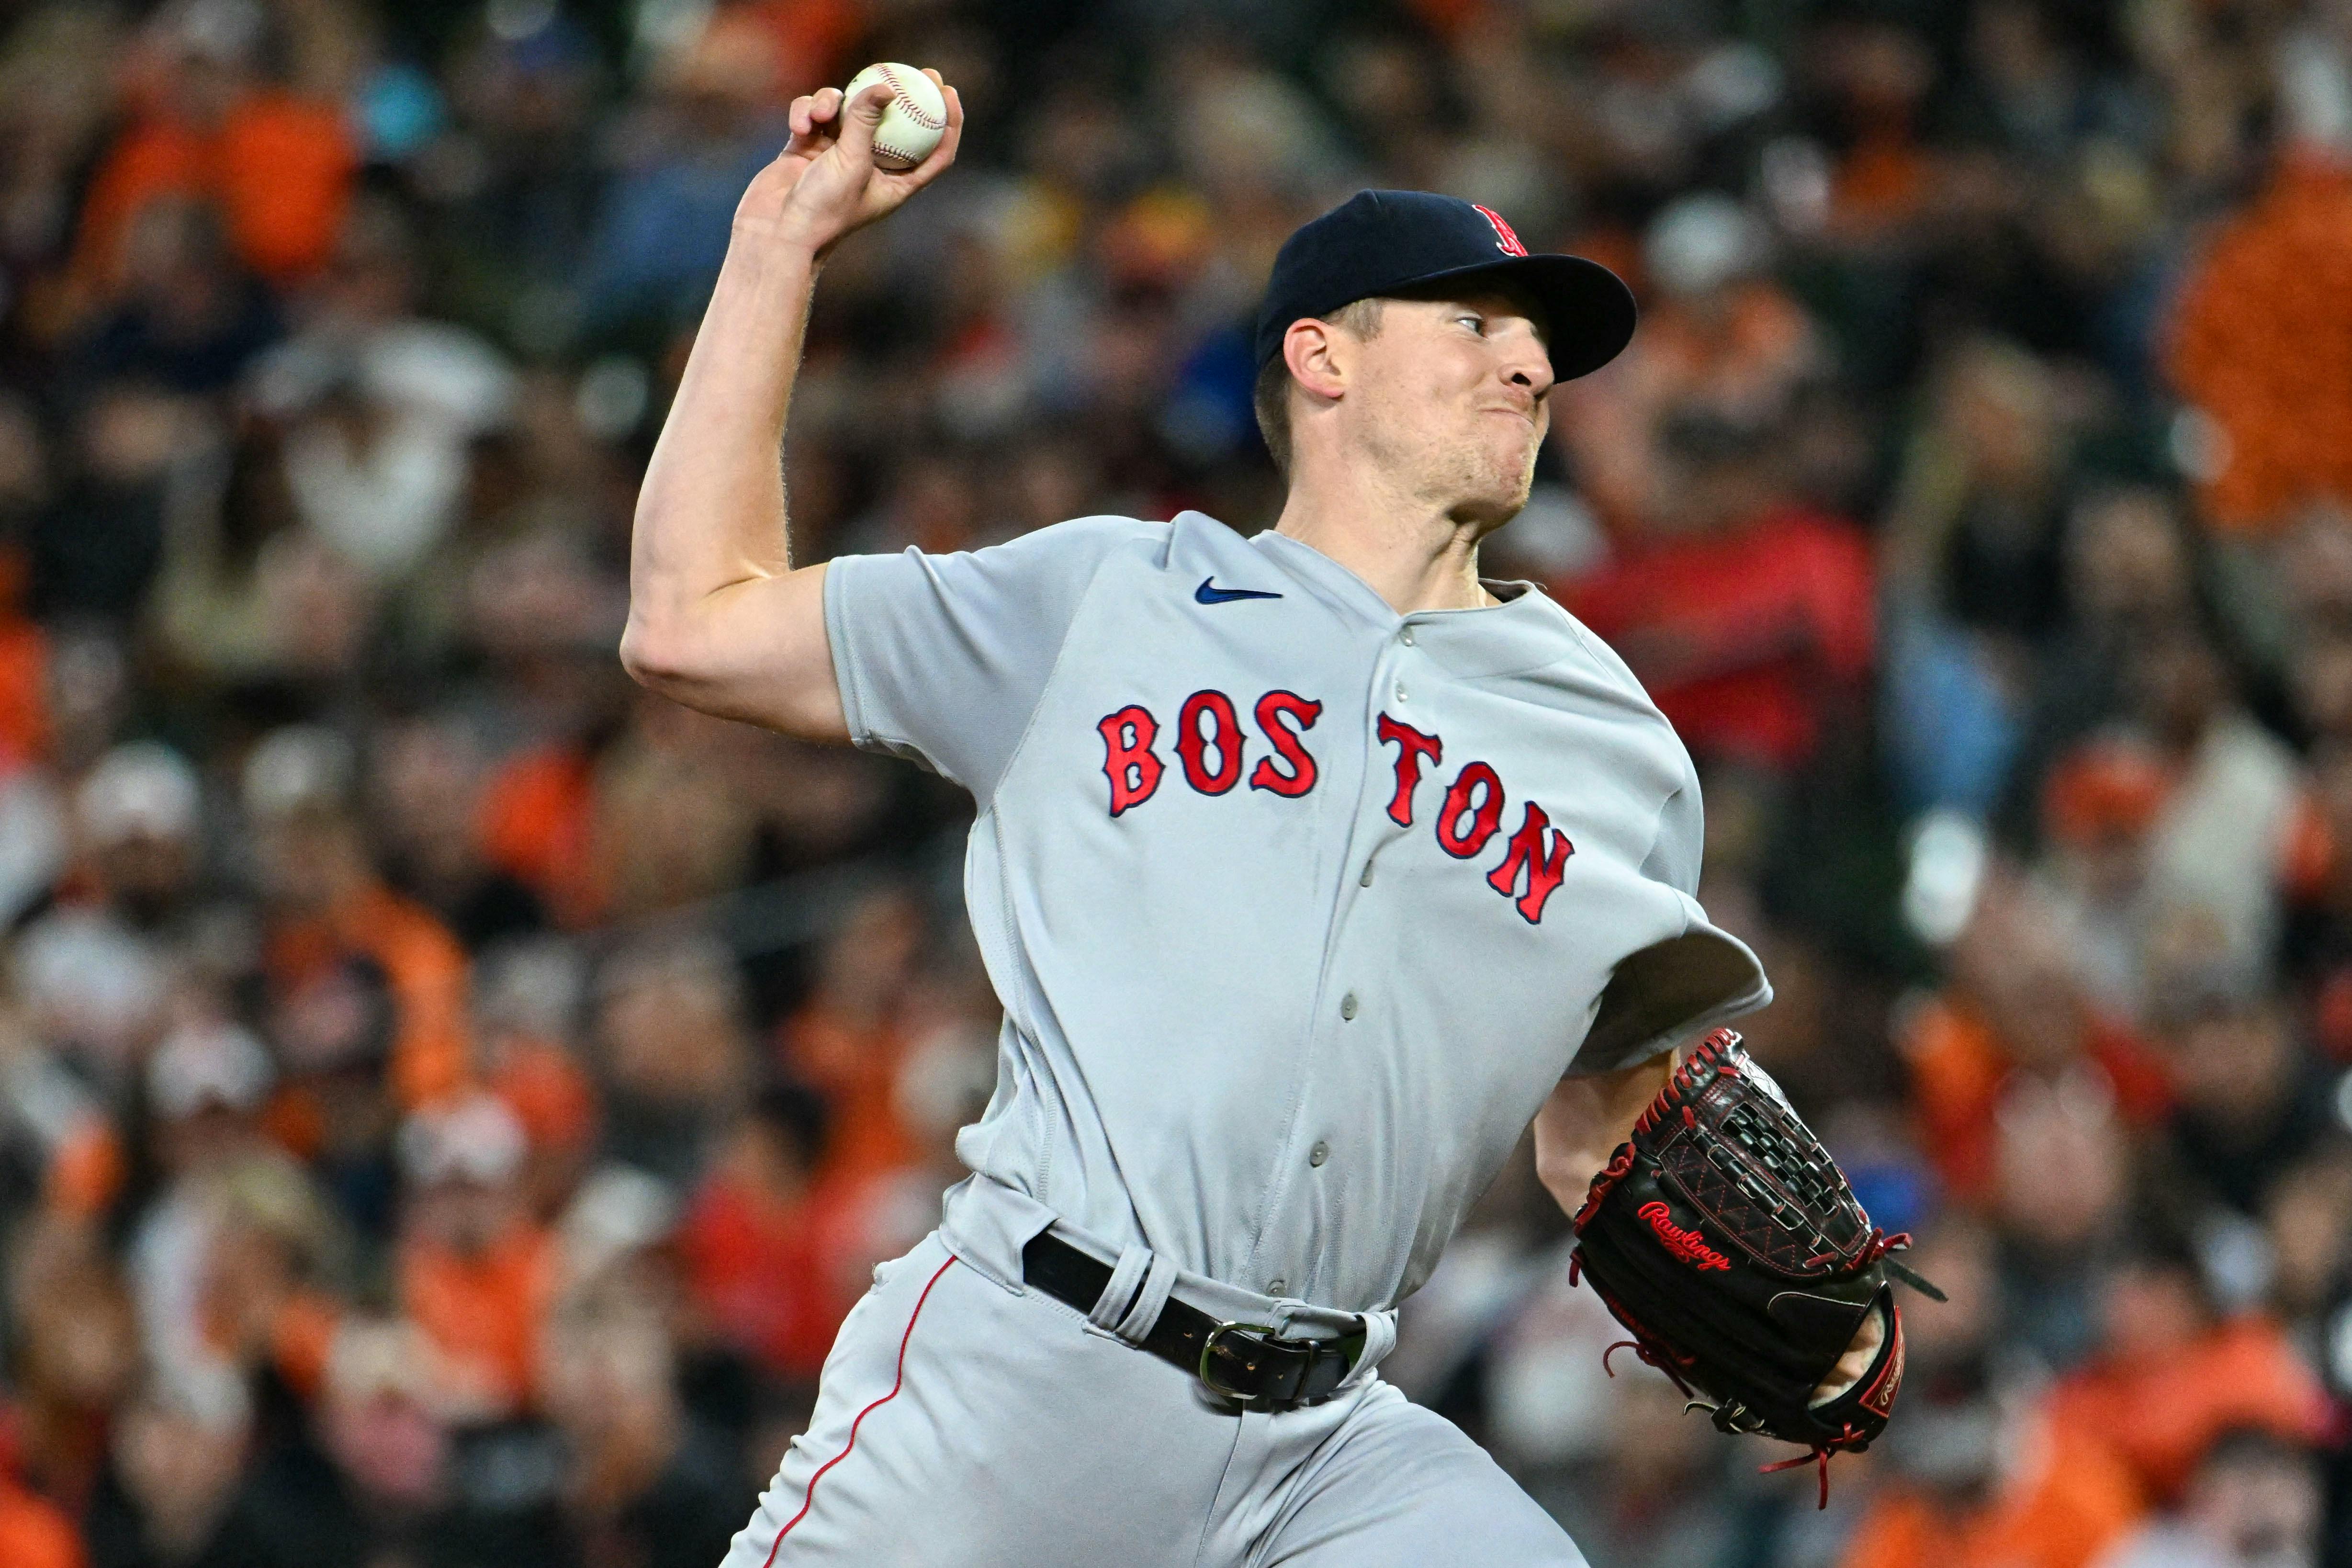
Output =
[{"x1": 842, "y1": 62, "x2": 948, "y2": 171}]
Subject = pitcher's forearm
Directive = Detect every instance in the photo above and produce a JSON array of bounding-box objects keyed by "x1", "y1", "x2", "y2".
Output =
[
  {"x1": 627, "y1": 232, "x2": 822, "y2": 638},
  {"x1": 619, "y1": 72, "x2": 959, "y2": 732},
  {"x1": 1530, "y1": 1050, "x2": 1677, "y2": 1210}
]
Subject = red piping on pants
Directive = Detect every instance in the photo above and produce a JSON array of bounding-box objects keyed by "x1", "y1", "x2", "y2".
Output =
[{"x1": 762, "y1": 1256, "x2": 957, "y2": 1563}]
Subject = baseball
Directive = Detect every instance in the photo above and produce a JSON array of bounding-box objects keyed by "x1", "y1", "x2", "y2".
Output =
[{"x1": 843, "y1": 62, "x2": 948, "y2": 171}]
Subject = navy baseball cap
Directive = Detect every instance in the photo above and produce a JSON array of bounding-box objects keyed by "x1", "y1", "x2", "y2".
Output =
[{"x1": 1254, "y1": 190, "x2": 1637, "y2": 380}]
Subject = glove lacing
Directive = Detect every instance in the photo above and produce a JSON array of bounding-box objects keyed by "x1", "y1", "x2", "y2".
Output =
[
  {"x1": 1571, "y1": 1245, "x2": 1878, "y2": 1511},
  {"x1": 1758, "y1": 1424, "x2": 1864, "y2": 1510}
]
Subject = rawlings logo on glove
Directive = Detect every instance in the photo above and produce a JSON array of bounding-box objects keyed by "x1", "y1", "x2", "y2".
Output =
[
  {"x1": 1857, "y1": 1326, "x2": 1905, "y2": 1419},
  {"x1": 1637, "y1": 1201, "x2": 1731, "y2": 1270}
]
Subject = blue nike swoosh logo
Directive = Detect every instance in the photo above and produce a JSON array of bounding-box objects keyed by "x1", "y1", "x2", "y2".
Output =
[{"x1": 1194, "y1": 577, "x2": 1284, "y2": 604}]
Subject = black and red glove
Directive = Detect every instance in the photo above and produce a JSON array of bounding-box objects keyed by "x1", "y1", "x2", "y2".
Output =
[{"x1": 1570, "y1": 1028, "x2": 1938, "y2": 1505}]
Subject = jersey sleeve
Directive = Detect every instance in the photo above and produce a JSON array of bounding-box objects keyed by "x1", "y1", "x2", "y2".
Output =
[
  {"x1": 823, "y1": 516, "x2": 1158, "y2": 799},
  {"x1": 1640, "y1": 778, "x2": 1705, "y2": 898},
  {"x1": 1567, "y1": 744, "x2": 1773, "y2": 1076}
]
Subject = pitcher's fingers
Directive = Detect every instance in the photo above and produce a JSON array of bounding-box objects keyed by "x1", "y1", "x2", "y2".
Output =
[
  {"x1": 832, "y1": 81, "x2": 892, "y2": 166},
  {"x1": 900, "y1": 85, "x2": 964, "y2": 187},
  {"x1": 786, "y1": 87, "x2": 848, "y2": 150}
]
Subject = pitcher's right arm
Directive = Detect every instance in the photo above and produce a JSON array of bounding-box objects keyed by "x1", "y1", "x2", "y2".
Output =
[{"x1": 619, "y1": 73, "x2": 962, "y2": 738}]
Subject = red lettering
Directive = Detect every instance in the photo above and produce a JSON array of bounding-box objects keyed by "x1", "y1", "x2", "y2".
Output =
[
  {"x1": 1435, "y1": 762, "x2": 1505, "y2": 858},
  {"x1": 1638, "y1": 1201, "x2": 1731, "y2": 1271},
  {"x1": 1098, "y1": 705, "x2": 1164, "y2": 816},
  {"x1": 1175, "y1": 690, "x2": 1245, "y2": 794},
  {"x1": 1486, "y1": 801, "x2": 1575, "y2": 923},
  {"x1": 1248, "y1": 691, "x2": 1322, "y2": 796},
  {"x1": 1858, "y1": 1309, "x2": 1905, "y2": 1418},
  {"x1": 1375, "y1": 714, "x2": 1442, "y2": 826}
]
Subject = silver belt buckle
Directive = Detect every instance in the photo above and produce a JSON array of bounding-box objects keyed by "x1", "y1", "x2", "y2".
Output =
[{"x1": 1197, "y1": 1320, "x2": 1275, "y2": 1405}]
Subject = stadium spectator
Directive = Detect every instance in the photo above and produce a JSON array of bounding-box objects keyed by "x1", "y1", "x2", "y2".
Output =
[
  {"x1": 2049, "y1": 1239, "x2": 2334, "y2": 1505},
  {"x1": 1837, "y1": 1218, "x2": 2145, "y2": 1568},
  {"x1": 393, "y1": 1093, "x2": 554, "y2": 1419},
  {"x1": 1565, "y1": 402, "x2": 1874, "y2": 775},
  {"x1": 2097, "y1": 1428, "x2": 2329, "y2": 1568},
  {"x1": 1898, "y1": 872, "x2": 2170, "y2": 1206},
  {"x1": 13, "y1": 742, "x2": 207, "y2": 1090},
  {"x1": 124, "y1": 1021, "x2": 277, "y2": 1403},
  {"x1": 774, "y1": 886, "x2": 926, "y2": 1194},
  {"x1": 590, "y1": 931, "x2": 754, "y2": 1193},
  {"x1": 69, "y1": 0, "x2": 356, "y2": 298},
  {"x1": 579, "y1": 12, "x2": 789, "y2": 337},
  {"x1": 246, "y1": 724, "x2": 471, "y2": 1111},
  {"x1": 540, "y1": 1276, "x2": 749, "y2": 1568},
  {"x1": 676, "y1": 1083, "x2": 844, "y2": 1388}
]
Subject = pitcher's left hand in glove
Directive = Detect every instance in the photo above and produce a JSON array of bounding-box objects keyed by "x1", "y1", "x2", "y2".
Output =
[{"x1": 1569, "y1": 1028, "x2": 1942, "y2": 1506}]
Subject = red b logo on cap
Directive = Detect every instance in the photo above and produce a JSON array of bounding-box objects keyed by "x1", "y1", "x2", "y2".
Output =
[{"x1": 1473, "y1": 204, "x2": 1528, "y2": 258}]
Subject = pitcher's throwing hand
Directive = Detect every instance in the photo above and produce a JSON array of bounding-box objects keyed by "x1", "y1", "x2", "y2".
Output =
[{"x1": 736, "y1": 63, "x2": 962, "y2": 255}]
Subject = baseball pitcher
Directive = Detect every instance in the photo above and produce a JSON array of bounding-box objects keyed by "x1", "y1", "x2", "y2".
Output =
[{"x1": 624, "y1": 74, "x2": 1912, "y2": 1568}]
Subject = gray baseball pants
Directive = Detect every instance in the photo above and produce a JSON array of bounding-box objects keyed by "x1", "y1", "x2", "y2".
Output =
[{"x1": 719, "y1": 1178, "x2": 1585, "y2": 1568}]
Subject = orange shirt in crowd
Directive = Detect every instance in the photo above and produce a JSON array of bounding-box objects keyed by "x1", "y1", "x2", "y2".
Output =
[
  {"x1": 265, "y1": 1289, "x2": 344, "y2": 1404},
  {"x1": 490, "y1": 1035, "x2": 599, "y2": 1157},
  {"x1": 480, "y1": 744, "x2": 603, "y2": 929},
  {"x1": 265, "y1": 882, "x2": 472, "y2": 1109},
  {"x1": 1839, "y1": 1420, "x2": 2142, "y2": 1568},
  {"x1": 40, "y1": 1120, "x2": 125, "y2": 1222},
  {"x1": 2167, "y1": 154, "x2": 2352, "y2": 534},
  {"x1": 0, "y1": 1478, "x2": 83, "y2": 1568},
  {"x1": 2046, "y1": 1315, "x2": 2335, "y2": 1503},
  {"x1": 75, "y1": 89, "x2": 356, "y2": 287},
  {"x1": 399, "y1": 1223, "x2": 556, "y2": 1414},
  {"x1": 778, "y1": 1008, "x2": 918, "y2": 1193},
  {"x1": 1898, "y1": 997, "x2": 2172, "y2": 1202}
]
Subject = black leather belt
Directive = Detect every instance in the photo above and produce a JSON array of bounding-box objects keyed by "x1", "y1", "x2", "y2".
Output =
[{"x1": 1021, "y1": 1231, "x2": 1364, "y2": 1411}]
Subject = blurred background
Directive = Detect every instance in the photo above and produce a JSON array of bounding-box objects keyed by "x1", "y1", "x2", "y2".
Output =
[{"x1": 0, "y1": 0, "x2": 2348, "y2": 1565}]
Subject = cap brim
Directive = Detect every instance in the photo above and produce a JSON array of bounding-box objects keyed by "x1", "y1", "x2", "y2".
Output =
[{"x1": 1393, "y1": 253, "x2": 1638, "y2": 381}]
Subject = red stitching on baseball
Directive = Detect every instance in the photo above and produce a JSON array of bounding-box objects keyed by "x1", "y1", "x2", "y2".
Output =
[
  {"x1": 762, "y1": 1255, "x2": 956, "y2": 1563},
  {"x1": 877, "y1": 64, "x2": 946, "y2": 129}
]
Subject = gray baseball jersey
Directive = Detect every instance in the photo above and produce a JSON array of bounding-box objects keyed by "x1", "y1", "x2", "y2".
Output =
[{"x1": 824, "y1": 510, "x2": 1769, "y2": 1315}]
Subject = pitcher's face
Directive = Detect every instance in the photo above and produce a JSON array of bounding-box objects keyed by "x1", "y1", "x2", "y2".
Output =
[{"x1": 1345, "y1": 289, "x2": 1554, "y2": 531}]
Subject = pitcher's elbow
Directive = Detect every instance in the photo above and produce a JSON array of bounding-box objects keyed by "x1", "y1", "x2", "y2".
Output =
[{"x1": 617, "y1": 616, "x2": 680, "y2": 688}]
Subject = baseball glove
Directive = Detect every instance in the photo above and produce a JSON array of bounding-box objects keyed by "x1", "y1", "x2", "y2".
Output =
[{"x1": 1569, "y1": 1028, "x2": 1939, "y2": 1505}]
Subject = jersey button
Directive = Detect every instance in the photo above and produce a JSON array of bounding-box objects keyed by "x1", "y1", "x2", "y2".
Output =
[
  {"x1": 1309, "y1": 1141, "x2": 1329, "y2": 1167},
  {"x1": 1359, "y1": 863, "x2": 1374, "y2": 888},
  {"x1": 1339, "y1": 993, "x2": 1358, "y2": 1020},
  {"x1": 1400, "y1": 628, "x2": 1416, "y2": 647},
  {"x1": 1394, "y1": 680, "x2": 1408, "y2": 702},
  {"x1": 1268, "y1": 1279, "x2": 1286, "y2": 1295}
]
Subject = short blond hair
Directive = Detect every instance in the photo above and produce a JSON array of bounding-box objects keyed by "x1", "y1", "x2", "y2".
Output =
[{"x1": 1252, "y1": 297, "x2": 1385, "y2": 477}]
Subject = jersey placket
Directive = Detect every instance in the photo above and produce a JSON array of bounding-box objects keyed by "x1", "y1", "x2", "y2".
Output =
[{"x1": 1241, "y1": 619, "x2": 1424, "y2": 1304}]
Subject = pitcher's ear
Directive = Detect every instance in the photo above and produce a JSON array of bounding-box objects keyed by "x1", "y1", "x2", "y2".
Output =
[{"x1": 1283, "y1": 317, "x2": 1348, "y2": 404}]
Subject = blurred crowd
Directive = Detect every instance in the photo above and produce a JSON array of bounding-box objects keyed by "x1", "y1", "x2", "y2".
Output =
[{"x1": 0, "y1": 0, "x2": 2349, "y2": 1565}]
